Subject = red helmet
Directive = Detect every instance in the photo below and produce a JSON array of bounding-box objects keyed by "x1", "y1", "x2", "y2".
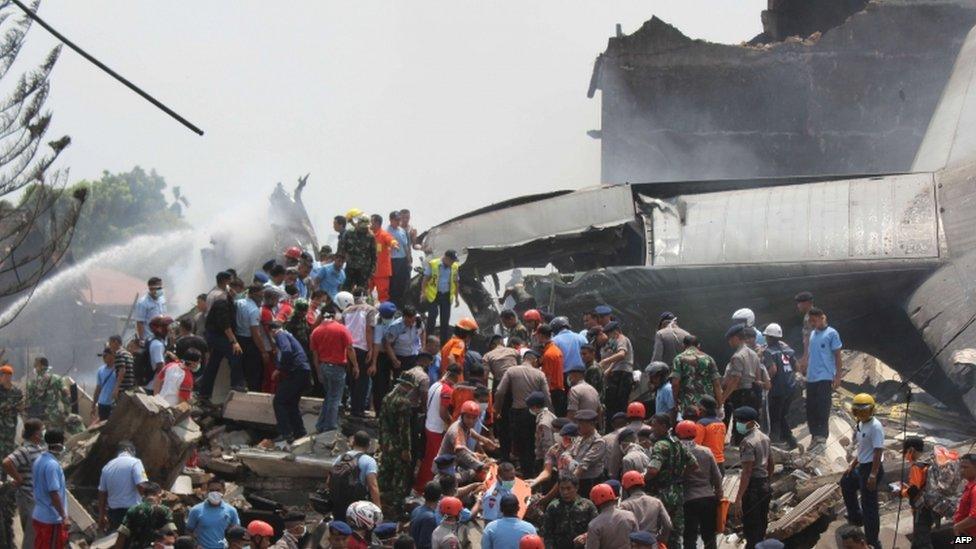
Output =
[
  {"x1": 247, "y1": 520, "x2": 274, "y2": 537},
  {"x1": 519, "y1": 534, "x2": 544, "y2": 549},
  {"x1": 621, "y1": 470, "x2": 645, "y2": 490},
  {"x1": 456, "y1": 317, "x2": 479, "y2": 331},
  {"x1": 284, "y1": 246, "x2": 302, "y2": 259},
  {"x1": 626, "y1": 401, "x2": 646, "y2": 419},
  {"x1": 522, "y1": 309, "x2": 542, "y2": 322},
  {"x1": 438, "y1": 496, "x2": 463, "y2": 517},
  {"x1": 675, "y1": 420, "x2": 698, "y2": 440},
  {"x1": 460, "y1": 400, "x2": 481, "y2": 417},
  {"x1": 589, "y1": 483, "x2": 616, "y2": 507}
]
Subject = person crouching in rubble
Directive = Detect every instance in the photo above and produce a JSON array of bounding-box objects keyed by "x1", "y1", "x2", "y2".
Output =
[
  {"x1": 152, "y1": 348, "x2": 201, "y2": 408},
  {"x1": 269, "y1": 321, "x2": 311, "y2": 445},
  {"x1": 841, "y1": 393, "x2": 885, "y2": 549},
  {"x1": 438, "y1": 400, "x2": 494, "y2": 481}
]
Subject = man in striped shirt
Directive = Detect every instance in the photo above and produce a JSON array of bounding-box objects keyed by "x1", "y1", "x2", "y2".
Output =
[
  {"x1": 108, "y1": 335, "x2": 136, "y2": 393},
  {"x1": 2, "y1": 418, "x2": 46, "y2": 549}
]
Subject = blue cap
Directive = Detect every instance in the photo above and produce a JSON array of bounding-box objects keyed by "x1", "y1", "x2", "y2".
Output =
[
  {"x1": 329, "y1": 521, "x2": 352, "y2": 535},
  {"x1": 605, "y1": 479, "x2": 621, "y2": 496},
  {"x1": 755, "y1": 540, "x2": 785, "y2": 549},
  {"x1": 434, "y1": 454, "x2": 456, "y2": 465},
  {"x1": 525, "y1": 391, "x2": 547, "y2": 407},
  {"x1": 374, "y1": 522, "x2": 397, "y2": 539},
  {"x1": 378, "y1": 301, "x2": 397, "y2": 319},
  {"x1": 659, "y1": 311, "x2": 676, "y2": 321},
  {"x1": 629, "y1": 531, "x2": 658, "y2": 546},
  {"x1": 734, "y1": 406, "x2": 759, "y2": 422},
  {"x1": 575, "y1": 409, "x2": 598, "y2": 422},
  {"x1": 560, "y1": 422, "x2": 579, "y2": 436},
  {"x1": 253, "y1": 272, "x2": 270, "y2": 284},
  {"x1": 725, "y1": 324, "x2": 745, "y2": 339},
  {"x1": 594, "y1": 305, "x2": 612, "y2": 315}
]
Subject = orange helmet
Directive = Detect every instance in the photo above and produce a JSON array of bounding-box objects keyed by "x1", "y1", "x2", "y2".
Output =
[
  {"x1": 438, "y1": 496, "x2": 463, "y2": 517},
  {"x1": 519, "y1": 534, "x2": 544, "y2": 549},
  {"x1": 247, "y1": 520, "x2": 274, "y2": 537},
  {"x1": 284, "y1": 246, "x2": 302, "y2": 259},
  {"x1": 523, "y1": 309, "x2": 542, "y2": 322},
  {"x1": 590, "y1": 483, "x2": 616, "y2": 506},
  {"x1": 460, "y1": 400, "x2": 481, "y2": 417},
  {"x1": 626, "y1": 401, "x2": 646, "y2": 419},
  {"x1": 456, "y1": 317, "x2": 479, "y2": 331},
  {"x1": 675, "y1": 420, "x2": 698, "y2": 440},
  {"x1": 621, "y1": 470, "x2": 645, "y2": 490}
]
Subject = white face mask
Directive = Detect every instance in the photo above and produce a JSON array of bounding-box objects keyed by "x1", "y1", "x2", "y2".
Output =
[
  {"x1": 206, "y1": 491, "x2": 223, "y2": 505},
  {"x1": 680, "y1": 440, "x2": 696, "y2": 449}
]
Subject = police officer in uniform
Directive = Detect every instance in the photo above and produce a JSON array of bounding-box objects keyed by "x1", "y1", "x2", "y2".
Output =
[{"x1": 569, "y1": 409, "x2": 607, "y2": 496}]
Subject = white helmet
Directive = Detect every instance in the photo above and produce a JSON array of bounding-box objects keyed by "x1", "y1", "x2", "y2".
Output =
[
  {"x1": 763, "y1": 323, "x2": 783, "y2": 338},
  {"x1": 731, "y1": 308, "x2": 755, "y2": 327},
  {"x1": 334, "y1": 291, "x2": 355, "y2": 311},
  {"x1": 346, "y1": 500, "x2": 382, "y2": 530}
]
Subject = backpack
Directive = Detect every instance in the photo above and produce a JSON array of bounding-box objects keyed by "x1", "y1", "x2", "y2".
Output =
[
  {"x1": 329, "y1": 451, "x2": 367, "y2": 520},
  {"x1": 921, "y1": 446, "x2": 963, "y2": 518},
  {"x1": 133, "y1": 338, "x2": 161, "y2": 387}
]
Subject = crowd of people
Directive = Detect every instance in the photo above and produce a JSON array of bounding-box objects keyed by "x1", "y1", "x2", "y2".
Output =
[{"x1": 1, "y1": 207, "x2": 976, "y2": 549}]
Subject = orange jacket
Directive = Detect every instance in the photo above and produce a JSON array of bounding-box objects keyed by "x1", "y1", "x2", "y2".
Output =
[
  {"x1": 699, "y1": 418, "x2": 726, "y2": 463},
  {"x1": 541, "y1": 341, "x2": 565, "y2": 391},
  {"x1": 441, "y1": 337, "x2": 466, "y2": 379},
  {"x1": 372, "y1": 228, "x2": 397, "y2": 277}
]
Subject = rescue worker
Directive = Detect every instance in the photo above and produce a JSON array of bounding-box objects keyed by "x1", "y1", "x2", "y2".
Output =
[
  {"x1": 441, "y1": 318, "x2": 478, "y2": 370},
  {"x1": 730, "y1": 406, "x2": 773, "y2": 549},
  {"x1": 698, "y1": 396, "x2": 726, "y2": 472},
  {"x1": 497, "y1": 309, "x2": 530, "y2": 342},
  {"x1": 619, "y1": 428, "x2": 651, "y2": 475},
  {"x1": 114, "y1": 482, "x2": 176, "y2": 549},
  {"x1": 676, "y1": 420, "x2": 722, "y2": 549},
  {"x1": 438, "y1": 401, "x2": 492, "y2": 477},
  {"x1": 599, "y1": 321, "x2": 635, "y2": 423},
  {"x1": 527, "y1": 419, "x2": 575, "y2": 494},
  {"x1": 897, "y1": 437, "x2": 934, "y2": 549},
  {"x1": 378, "y1": 376, "x2": 418, "y2": 518},
  {"x1": 522, "y1": 309, "x2": 543, "y2": 342},
  {"x1": 760, "y1": 323, "x2": 799, "y2": 449},
  {"x1": 537, "y1": 324, "x2": 566, "y2": 417},
  {"x1": 841, "y1": 394, "x2": 885, "y2": 549},
  {"x1": 25, "y1": 357, "x2": 71, "y2": 431},
  {"x1": 583, "y1": 483, "x2": 638, "y2": 548},
  {"x1": 569, "y1": 409, "x2": 607, "y2": 496},
  {"x1": 619, "y1": 470, "x2": 672, "y2": 545},
  {"x1": 604, "y1": 402, "x2": 646, "y2": 481},
  {"x1": 420, "y1": 250, "x2": 460, "y2": 344},
  {"x1": 651, "y1": 312, "x2": 690, "y2": 366},
  {"x1": 721, "y1": 325, "x2": 768, "y2": 444},
  {"x1": 580, "y1": 344, "x2": 604, "y2": 397},
  {"x1": 542, "y1": 475, "x2": 597, "y2": 549},
  {"x1": 671, "y1": 335, "x2": 721, "y2": 419},
  {"x1": 527, "y1": 391, "x2": 556, "y2": 479},
  {"x1": 494, "y1": 349, "x2": 550, "y2": 477},
  {"x1": 0, "y1": 364, "x2": 23, "y2": 459},
  {"x1": 645, "y1": 413, "x2": 697, "y2": 549},
  {"x1": 337, "y1": 213, "x2": 377, "y2": 291},
  {"x1": 431, "y1": 496, "x2": 462, "y2": 549}
]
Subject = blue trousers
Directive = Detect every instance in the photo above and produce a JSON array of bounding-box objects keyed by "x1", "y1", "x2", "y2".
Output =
[
  {"x1": 841, "y1": 463, "x2": 884, "y2": 549},
  {"x1": 316, "y1": 363, "x2": 346, "y2": 432}
]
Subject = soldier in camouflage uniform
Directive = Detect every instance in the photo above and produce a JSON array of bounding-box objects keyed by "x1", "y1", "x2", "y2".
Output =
[
  {"x1": 64, "y1": 414, "x2": 85, "y2": 436},
  {"x1": 377, "y1": 376, "x2": 417, "y2": 518},
  {"x1": 542, "y1": 475, "x2": 597, "y2": 549},
  {"x1": 115, "y1": 482, "x2": 176, "y2": 549},
  {"x1": 0, "y1": 364, "x2": 24, "y2": 459},
  {"x1": 645, "y1": 413, "x2": 698, "y2": 549},
  {"x1": 337, "y1": 215, "x2": 376, "y2": 291},
  {"x1": 671, "y1": 337, "x2": 721, "y2": 414},
  {"x1": 25, "y1": 357, "x2": 70, "y2": 432}
]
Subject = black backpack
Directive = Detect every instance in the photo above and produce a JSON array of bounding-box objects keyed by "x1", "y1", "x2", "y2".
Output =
[
  {"x1": 329, "y1": 452, "x2": 367, "y2": 520},
  {"x1": 133, "y1": 338, "x2": 160, "y2": 387}
]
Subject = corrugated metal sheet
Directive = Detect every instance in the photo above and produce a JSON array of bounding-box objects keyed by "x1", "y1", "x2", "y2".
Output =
[
  {"x1": 646, "y1": 173, "x2": 939, "y2": 266},
  {"x1": 423, "y1": 185, "x2": 636, "y2": 258}
]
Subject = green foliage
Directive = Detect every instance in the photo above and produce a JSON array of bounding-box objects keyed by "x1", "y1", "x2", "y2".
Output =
[{"x1": 24, "y1": 166, "x2": 191, "y2": 258}]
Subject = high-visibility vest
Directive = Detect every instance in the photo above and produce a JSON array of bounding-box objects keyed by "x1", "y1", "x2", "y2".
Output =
[{"x1": 424, "y1": 258, "x2": 458, "y2": 302}]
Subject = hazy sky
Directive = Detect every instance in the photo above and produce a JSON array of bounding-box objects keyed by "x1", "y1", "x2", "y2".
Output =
[{"x1": 23, "y1": 1, "x2": 764, "y2": 236}]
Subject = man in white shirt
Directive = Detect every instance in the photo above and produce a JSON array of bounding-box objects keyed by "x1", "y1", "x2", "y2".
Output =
[
  {"x1": 97, "y1": 441, "x2": 148, "y2": 532},
  {"x1": 840, "y1": 393, "x2": 885, "y2": 549}
]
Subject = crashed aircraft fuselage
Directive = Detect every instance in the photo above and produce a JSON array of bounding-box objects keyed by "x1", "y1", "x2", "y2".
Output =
[{"x1": 421, "y1": 25, "x2": 976, "y2": 419}]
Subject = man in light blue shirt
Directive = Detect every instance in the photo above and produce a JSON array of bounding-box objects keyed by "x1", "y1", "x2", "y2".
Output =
[
  {"x1": 482, "y1": 493, "x2": 536, "y2": 548},
  {"x1": 311, "y1": 254, "x2": 347, "y2": 299},
  {"x1": 551, "y1": 319, "x2": 587, "y2": 372},
  {"x1": 97, "y1": 441, "x2": 148, "y2": 531},
  {"x1": 479, "y1": 462, "x2": 517, "y2": 522},
  {"x1": 385, "y1": 306, "x2": 424, "y2": 367},
  {"x1": 134, "y1": 276, "x2": 167, "y2": 341},
  {"x1": 801, "y1": 308, "x2": 843, "y2": 444},
  {"x1": 186, "y1": 479, "x2": 240, "y2": 549},
  {"x1": 93, "y1": 348, "x2": 118, "y2": 421},
  {"x1": 32, "y1": 430, "x2": 67, "y2": 544},
  {"x1": 387, "y1": 211, "x2": 411, "y2": 306}
]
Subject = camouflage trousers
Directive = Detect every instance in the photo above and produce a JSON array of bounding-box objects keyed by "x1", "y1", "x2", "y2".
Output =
[
  {"x1": 654, "y1": 485, "x2": 685, "y2": 549},
  {"x1": 378, "y1": 446, "x2": 414, "y2": 519},
  {"x1": 0, "y1": 483, "x2": 15, "y2": 549}
]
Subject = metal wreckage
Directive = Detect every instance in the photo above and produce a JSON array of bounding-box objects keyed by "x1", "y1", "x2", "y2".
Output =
[{"x1": 422, "y1": 24, "x2": 976, "y2": 422}]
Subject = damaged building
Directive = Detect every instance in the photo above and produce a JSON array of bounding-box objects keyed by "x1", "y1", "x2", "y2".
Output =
[{"x1": 425, "y1": 2, "x2": 976, "y2": 421}]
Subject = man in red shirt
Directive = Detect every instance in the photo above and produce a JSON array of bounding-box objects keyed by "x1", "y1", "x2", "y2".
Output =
[
  {"x1": 414, "y1": 363, "x2": 463, "y2": 493},
  {"x1": 310, "y1": 312, "x2": 358, "y2": 432},
  {"x1": 369, "y1": 214, "x2": 399, "y2": 302},
  {"x1": 955, "y1": 453, "x2": 976, "y2": 538},
  {"x1": 537, "y1": 324, "x2": 566, "y2": 416}
]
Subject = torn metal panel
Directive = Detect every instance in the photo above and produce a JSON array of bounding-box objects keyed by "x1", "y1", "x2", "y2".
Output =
[{"x1": 423, "y1": 185, "x2": 636, "y2": 259}]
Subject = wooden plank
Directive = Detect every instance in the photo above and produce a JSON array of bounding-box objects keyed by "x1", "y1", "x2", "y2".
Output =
[{"x1": 767, "y1": 484, "x2": 841, "y2": 540}]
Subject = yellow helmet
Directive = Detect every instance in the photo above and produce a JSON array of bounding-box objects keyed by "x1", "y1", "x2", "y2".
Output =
[
  {"x1": 852, "y1": 393, "x2": 876, "y2": 407},
  {"x1": 345, "y1": 208, "x2": 363, "y2": 220}
]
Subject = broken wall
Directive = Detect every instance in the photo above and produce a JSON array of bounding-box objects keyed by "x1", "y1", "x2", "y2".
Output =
[{"x1": 590, "y1": 1, "x2": 976, "y2": 183}]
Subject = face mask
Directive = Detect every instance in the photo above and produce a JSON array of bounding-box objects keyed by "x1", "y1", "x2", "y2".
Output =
[
  {"x1": 500, "y1": 480, "x2": 515, "y2": 490},
  {"x1": 735, "y1": 422, "x2": 749, "y2": 435},
  {"x1": 207, "y1": 491, "x2": 223, "y2": 505},
  {"x1": 188, "y1": 362, "x2": 201, "y2": 373},
  {"x1": 528, "y1": 408, "x2": 539, "y2": 417},
  {"x1": 680, "y1": 440, "x2": 696, "y2": 449},
  {"x1": 152, "y1": 289, "x2": 164, "y2": 299}
]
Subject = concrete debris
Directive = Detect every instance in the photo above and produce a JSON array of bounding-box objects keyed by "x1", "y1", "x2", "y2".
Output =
[
  {"x1": 766, "y1": 484, "x2": 841, "y2": 540},
  {"x1": 222, "y1": 390, "x2": 321, "y2": 432},
  {"x1": 68, "y1": 489, "x2": 96, "y2": 537}
]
